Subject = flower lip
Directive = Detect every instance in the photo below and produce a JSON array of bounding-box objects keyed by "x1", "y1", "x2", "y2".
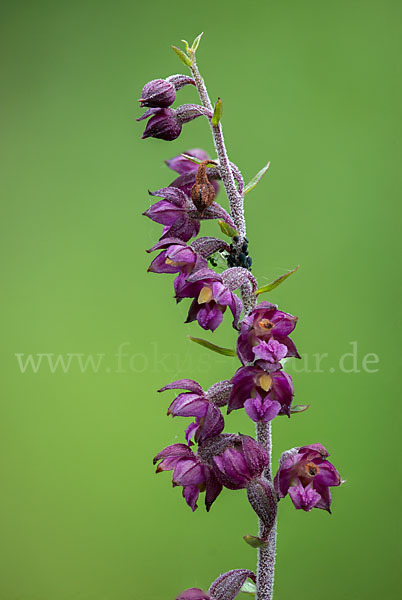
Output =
[
  {"x1": 198, "y1": 286, "x2": 213, "y2": 304},
  {"x1": 258, "y1": 373, "x2": 272, "y2": 391}
]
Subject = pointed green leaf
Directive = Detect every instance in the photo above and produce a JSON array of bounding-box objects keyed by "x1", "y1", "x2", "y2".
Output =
[
  {"x1": 191, "y1": 32, "x2": 204, "y2": 52},
  {"x1": 181, "y1": 39, "x2": 191, "y2": 53},
  {"x1": 211, "y1": 97, "x2": 223, "y2": 127},
  {"x1": 290, "y1": 404, "x2": 310, "y2": 414},
  {"x1": 240, "y1": 581, "x2": 257, "y2": 596},
  {"x1": 244, "y1": 162, "x2": 271, "y2": 194},
  {"x1": 255, "y1": 265, "x2": 299, "y2": 296},
  {"x1": 218, "y1": 220, "x2": 239, "y2": 239},
  {"x1": 171, "y1": 45, "x2": 192, "y2": 67},
  {"x1": 181, "y1": 153, "x2": 217, "y2": 168},
  {"x1": 279, "y1": 404, "x2": 309, "y2": 416},
  {"x1": 243, "y1": 534, "x2": 268, "y2": 548},
  {"x1": 188, "y1": 336, "x2": 236, "y2": 357}
]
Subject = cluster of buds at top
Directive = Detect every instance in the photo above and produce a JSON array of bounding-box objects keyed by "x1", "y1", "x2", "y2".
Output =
[
  {"x1": 137, "y1": 75, "x2": 214, "y2": 141},
  {"x1": 138, "y1": 34, "x2": 342, "y2": 600}
]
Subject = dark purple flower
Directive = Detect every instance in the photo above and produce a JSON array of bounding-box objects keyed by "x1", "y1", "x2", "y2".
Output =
[
  {"x1": 139, "y1": 75, "x2": 195, "y2": 108},
  {"x1": 154, "y1": 442, "x2": 223, "y2": 511},
  {"x1": 146, "y1": 238, "x2": 207, "y2": 295},
  {"x1": 198, "y1": 435, "x2": 276, "y2": 530},
  {"x1": 144, "y1": 186, "x2": 235, "y2": 243},
  {"x1": 228, "y1": 363, "x2": 294, "y2": 421},
  {"x1": 199, "y1": 434, "x2": 269, "y2": 491},
  {"x1": 153, "y1": 443, "x2": 206, "y2": 511},
  {"x1": 166, "y1": 149, "x2": 219, "y2": 196},
  {"x1": 176, "y1": 268, "x2": 243, "y2": 332},
  {"x1": 158, "y1": 379, "x2": 224, "y2": 444},
  {"x1": 147, "y1": 234, "x2": 231, "y2": 297},
  {"x1": 138, "y1": 107, "x2": 182, "y2": 141},
  {"x1": 236, "y1": 301, "x2": 299, "y2": 365},
  {"x1": 138, "y1": 104, "x2": 211, "y2": 141},
  {"x1": 274, "y1": 444, "x2": 341, "y2": 512}
]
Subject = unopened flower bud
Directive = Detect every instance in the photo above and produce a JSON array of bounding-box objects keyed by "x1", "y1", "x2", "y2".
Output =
[
  {"x1": 138, "y1": 107, "x2": 182, "y2": 141},
  {"x1": 209, "y1": 569, "x2": 256, "y2": 600},
  {"x1": 138, "y1": 105, "x2": 211, "y2": 142},
  {"x1": 246, "y1": 478, "x2": 277, "y2": 538},
  {"x1": 139, "y1": 75, "x2": 195, "y2": 108},
  {"x1": 139, "y1": 79, "x2": 176, "y2": 108}
]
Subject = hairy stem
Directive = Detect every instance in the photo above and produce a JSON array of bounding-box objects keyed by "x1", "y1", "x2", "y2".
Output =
[
  {"x1": 256, "y1": 421, "x2": 277, "y2": 600},
  {"x1": 190, "y1": 57, "x2": 246, "y2": 239}
]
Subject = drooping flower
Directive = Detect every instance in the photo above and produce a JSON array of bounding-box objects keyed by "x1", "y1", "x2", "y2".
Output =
[
  {"x1": 138, "y1": 104, "x2": 212, "y2": 141},
  {"x1": 144, "y1": 186, "x2": 235, "y2": 242},
  {"x1": 198, "y1": 434, "x2": 277, "y2": 532},
  {"x1": 158, "y1": 379, "x2": 225, "y2": 444},
  {"x1": 147, "y1": 238, "x2": 206, "y2": 275},
  {"x1": 138, "y1": 75, "x2": 195, "y2": 108},
  {"x1": 176, "y1": 268, "x2": 243, "y2": 332},
  {"x1": 236, "y1": 301, "x2": 299, "y2": 365},
  {"x1": 199, "y1": 434, "x2": 268, "y2": 490},
  {"x1": 146, "y1": 237, "x2": 207, "y2": 296},
  {"x1": 138, "y1": 108, "x2": 183, "y2": 141},
  {"x1": 153, "y1": 443, "x2": 223, "y2": 512},
  {"x1": 228, "y1": 363, "x2": 294, "y2": 421},
  {"x1": 274, "y1": 443, "x2": 341, "y2": 512}
]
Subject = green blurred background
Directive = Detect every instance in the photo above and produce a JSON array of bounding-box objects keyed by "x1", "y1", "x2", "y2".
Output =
[{"x1": 1, "y1": 0, "x2": 401, "y2": 598}]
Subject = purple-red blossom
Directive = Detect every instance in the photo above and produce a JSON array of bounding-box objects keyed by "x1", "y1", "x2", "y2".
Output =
[
  {"x1": 197, "y1": 434, "x2": 277, "y2": 530},
  {"x1": 138, "y1": 104, "x2": 211, "y2": 141},
  {"x1": 199, "y1": 434, "x2": 269, "y2": 490},
  {"x1": 228, "y1": 363, "x2": 294, "y2": 421},
  {"x1": 153, "y1": 442, "x2": 223, "y2": 512},
  {"x1": 143, "y1": 186, "x2": 235, "y2": 242},
  {"x1": 274, "y1": 443, "x2": 341, "y2": 512},
  {"x1": 236, "y1": 301, "x2": 299, "y2": 365},
  {"x1": 146, "y1": 238, "x2": 207, "y2": 296},
  {"x1": 158, "y1": 379, "x2": 225, "y2": 444},
  {"x1": 177, "y1": 268, "x2": 243, "y2": 332},
  {"x1": 147, "y1": 238, "x2": 207, "y2": 275},
  {"x1": 138, "y1": 108, "x2": 183, "y2": 141}
]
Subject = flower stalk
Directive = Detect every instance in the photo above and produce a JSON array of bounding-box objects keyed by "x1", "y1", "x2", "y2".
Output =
[
  {"x1": 189, "y1": 53, "x2": 246, "y2": 240},
  {"x1": 256, "y1": 421, "x2": 276, "y2": 600},
  {"x1": 137, "y1": 33, "x2": 342, "y2": 600}
]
